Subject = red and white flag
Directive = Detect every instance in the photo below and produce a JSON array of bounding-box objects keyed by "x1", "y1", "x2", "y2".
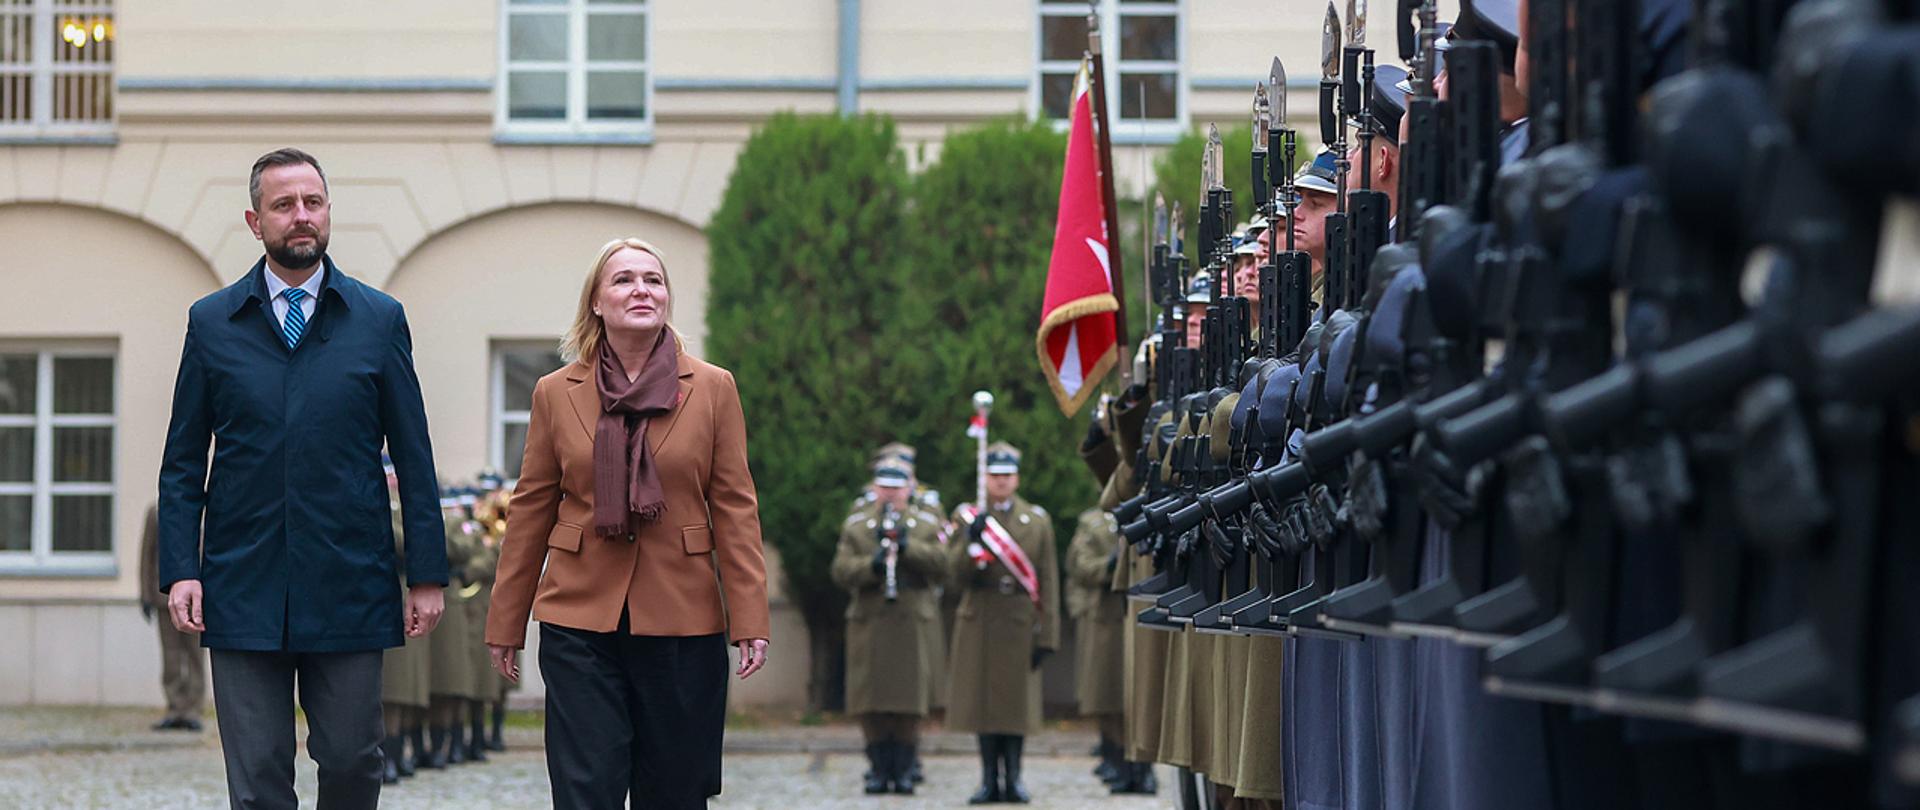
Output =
[
  {"x1": 966, "y1": 411, "x2": 988, "y2": 440},
  {"x1": 1036, "y1": 59, "x2": 1121, "y2": 417}
]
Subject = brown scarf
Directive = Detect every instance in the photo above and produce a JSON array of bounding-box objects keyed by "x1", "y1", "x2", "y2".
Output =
[{"x1": 592, "y1": 329, "x2": 679, "y2": 538}]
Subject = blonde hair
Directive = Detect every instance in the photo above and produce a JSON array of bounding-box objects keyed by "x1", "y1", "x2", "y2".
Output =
[{"x1": 560, "y1": 238, "x2": 674, "y2": 363}]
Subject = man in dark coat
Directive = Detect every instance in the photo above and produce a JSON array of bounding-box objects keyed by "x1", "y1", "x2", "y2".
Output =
[{"x1": 158, "y1": 147, "x2": 448, "y2": 810}]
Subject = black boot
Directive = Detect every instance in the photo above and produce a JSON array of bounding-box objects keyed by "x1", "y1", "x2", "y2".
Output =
[
  {"x1": 394, "y1": 730, "x2": 416, "y2": 778},
  {"x1": 447, "y1": 721, "x2": 467, "y2": 765},
  {"x1": 488, "y1": 702, "x2": 507, "y2": 751},
  {"x1": 1133, "y1": 761, "x2": 1159, "y2": 794},
  {"x1": 1093, "y1": 737, "x2": 1121, "y2": 786},
  {"x1": 411, "y1": 726, "x2": 433, "y2": 771},
  {"x1": 1001, "y1": 734, "x2": 1030, "y2": 803},
  {"x1": 967, "y1": 734, "x2": 1002, "y2": 804},
  {"x1": 466, "y1": 703, "x2": 489, "y2": 763},
  {"x1": 908, "y1": 747, "x2": 925, "y2": 785},
  {"x1": 380, "y1": 736, "x2": 402, "y2": 785},
  {"x1": 864, "y1": 742, "x2": 890, "y2": 794},
  {"x1": 425, "y1": 726, "x2": 450, "y2": 769},
  {"x1": 888, "y1": 741, "x2": 915, "y2": 795}
]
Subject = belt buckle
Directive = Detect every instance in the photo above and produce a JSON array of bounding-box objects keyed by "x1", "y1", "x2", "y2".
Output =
[{"x1": 997, "y1": 576, "x2": 1016, "y2": 595}]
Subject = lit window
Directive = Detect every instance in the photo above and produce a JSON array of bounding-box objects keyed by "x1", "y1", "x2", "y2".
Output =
[{"x1": 0, "y1": 0, "x2": 116, "y2": 137}]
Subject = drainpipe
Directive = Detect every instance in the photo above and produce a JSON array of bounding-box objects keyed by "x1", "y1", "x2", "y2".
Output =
[{"x1": 837, "y1": 0, "x2": 860, "y2": 115}]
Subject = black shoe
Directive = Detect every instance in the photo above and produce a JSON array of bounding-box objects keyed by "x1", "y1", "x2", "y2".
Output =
[
  {"x1": 488, "y1": 703, "x2": 507, "y2": 751},
  {"x1": 380, "y1": 736, "x2": 402, "y2": 785},
  {"x1": 863, "y1": 742, "x2": 890, "y2": 794},
  {"x1": 177, "y1": 717, "x2": 203, "y2": 732},
  {"x1": 909, "y1": 750, "x2": 925, "y2": 785},
  {"x1": 968, "y1": 735, "x2": 1003, "y2": 804},
  {"x1": 1000, "y1": 735, "x2": 1030, "y2": 804},
  {"x1": 411, "y1": 726, "x2": 432, "y2": 771},
  {"x1": 150, "y1": 717, "x2": 177, "y2": 731},
  {"x1": 424, "y1": 727, "x2": 450, "y2": 770}
]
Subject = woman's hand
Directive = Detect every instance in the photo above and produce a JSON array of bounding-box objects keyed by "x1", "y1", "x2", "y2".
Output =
[
  {"x1": 488, "y1": 644, "x2": 522, "y2": 683},
  {"x1": 735, "y1": 638, "x2": 769, "y2": 680}
]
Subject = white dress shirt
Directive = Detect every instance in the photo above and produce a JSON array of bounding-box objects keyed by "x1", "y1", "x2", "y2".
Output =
[{"x1": 264, "y1": 265, "x2": 325, "y2": 331}]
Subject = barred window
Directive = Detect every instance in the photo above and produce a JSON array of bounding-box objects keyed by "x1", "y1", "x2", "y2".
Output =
[
  {"x1": 0, "y1": 0, "x2": 114, "y2": 137},
  {"x1": 499, "y1": 0, "x2": 651, "y2": 136},
  {"x1": 0, "y1": 346, "x2": 116, "y2": 574},
  {"x1": 1037, "y1": 0, "x2": 1182, "y2": 129},
  {"x1": 491, "y1": 342, "x2": 565, "y2": 480}
]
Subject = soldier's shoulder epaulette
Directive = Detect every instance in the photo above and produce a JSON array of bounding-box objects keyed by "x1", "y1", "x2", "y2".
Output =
[
  {"x1": 1026, "y1": 503, "x2": 1050, "y2": 519},
  {"x1": 843, "y1": 510, "x2": 869, "y2": 526}
]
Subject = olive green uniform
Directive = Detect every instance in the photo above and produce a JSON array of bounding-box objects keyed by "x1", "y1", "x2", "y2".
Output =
[
  {"x1": 944, "y1": 496, "x2": 1060, "y2": 735},
  {"x1": 833, "y1": 501, "x2": 948, "y2": 717}
]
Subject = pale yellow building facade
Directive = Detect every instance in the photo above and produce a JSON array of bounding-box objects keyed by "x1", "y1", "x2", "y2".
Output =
[{"x1": 0, "y1": 0, "x2": 1429, "y2": 708}]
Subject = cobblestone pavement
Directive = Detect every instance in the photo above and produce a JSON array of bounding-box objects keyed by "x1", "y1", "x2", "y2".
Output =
[{"x1": 0, "y1": 747, "x2": 1179, "y2": 809}]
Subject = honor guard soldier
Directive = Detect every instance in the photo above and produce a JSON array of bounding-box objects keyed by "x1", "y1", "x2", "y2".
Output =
[
  {"x1": 379, "y1": 461, "x2": 433, "y2": 782},
  {"x1": 831, "y1": 449, "x2": 949, "y2": 795},
  {"x1": 947, "y1": 442, "x2": 1060, "y2": 804},
  {"x1": 1067, "y1": 507, "x2": 1131, "y2": 790},
  {"x1": 425, "y1": 492, "x2": 482, "y2": 768}
]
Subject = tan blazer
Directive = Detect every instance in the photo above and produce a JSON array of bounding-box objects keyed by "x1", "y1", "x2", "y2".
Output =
[{"x1": 485, "y1": 348, "x2": 770, "y2": 648}]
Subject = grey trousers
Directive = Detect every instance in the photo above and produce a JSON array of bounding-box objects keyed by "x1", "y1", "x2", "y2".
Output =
[{"x1": 210, "y1": 649, "x2": 383, "y2": 810}]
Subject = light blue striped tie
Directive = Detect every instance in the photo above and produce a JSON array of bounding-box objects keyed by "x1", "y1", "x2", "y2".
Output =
[{"x1": 282, "y1": 287, "x2": 308, "y2": 349}]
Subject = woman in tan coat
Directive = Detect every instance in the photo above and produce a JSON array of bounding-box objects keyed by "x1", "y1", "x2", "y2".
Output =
[{"x1": 485, "y1": 238, "x2": 770, "y2": 810}]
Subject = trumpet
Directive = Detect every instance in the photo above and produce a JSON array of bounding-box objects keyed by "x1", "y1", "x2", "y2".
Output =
[{"x1": 879, "y1": 501, "x2": 901, "y2": 602}]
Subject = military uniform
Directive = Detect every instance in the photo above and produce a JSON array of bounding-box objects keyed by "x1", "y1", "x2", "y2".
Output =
[
  {"x1": 462, "y1": 512, "x2": 502, "y2": 762},
  {"x1": 947, "y1": 443, "x2": 1060, "y2": 804},
  {"x1": 379, "y1": 497, "x2": 433, "y2": 782},
  {"x1": 832, "y1": 454, "x2": 948, "y2": 795},
  {"x1": 1067, "y1": 509, "x2": 1127, "y2": 774},
  {"x1": 426, "y1": 506, "x2": 481, "y2": 767},
  {"x1": 139, "y1": 502, "x2": 206, "y2": 731}
]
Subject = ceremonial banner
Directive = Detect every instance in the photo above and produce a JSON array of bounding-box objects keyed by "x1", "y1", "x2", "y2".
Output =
[{"x1": 1036, "y1": 58, "x2": 1121, "y2": 416}]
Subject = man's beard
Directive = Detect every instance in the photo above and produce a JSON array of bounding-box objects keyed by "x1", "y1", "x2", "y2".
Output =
[{"x1": 265, "y1": 232, "x2": 328, "y2": 271}]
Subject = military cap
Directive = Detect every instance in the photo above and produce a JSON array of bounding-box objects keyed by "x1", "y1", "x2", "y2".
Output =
[
  {"x1": 1295, "y1": 148, "x2": 1340, "y2": 196},
  {"x1": 1450, "y1": 0, "x2": 1518, "y2": 73},
  {"x1": 1234, "y1": 237, "x2": 1261, "y2": 257},
  {"x1": 871, "y1": 443, "x2": 913, "y2": 487},
  {"x1": 985, "y1": 441, "x2": 1022, "y2": 474},
  {"x1": 1349, "y1": 64, "x2": 1411, "y2": 145},
  {"x1": 871, "y1": 441, "x2": 916, "y2": 467},
  {"x1": 1246, "y1": 215, "x2": 1269, "y2": 237},
  {"x1": 1186, "y1": 272, "x2": 1215, "y2": 303}
]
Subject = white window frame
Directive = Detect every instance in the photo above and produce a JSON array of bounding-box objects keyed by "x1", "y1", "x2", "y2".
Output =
[
  {"x1": 490, "y1": 341, "x2": 565, "y2": 478},
  {"x1": 1034, "y1": 0, "x2": 1186, "y2": 138},
  {"x1": 0, "y1": 344, "x2": 116, "y2": 576},
  {"x1": 0, "y1": 0, "x2": 115, "y2": 139},
  {"x1": 496, "y1": 0, "x2": 653, "y2": 139}
]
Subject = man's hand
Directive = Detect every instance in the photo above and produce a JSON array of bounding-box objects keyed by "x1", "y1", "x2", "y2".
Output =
[
  {"x1": 736, "y1": 638, "x2": 769, "y2": 680},
  {"x1": 1031, "y1": 648, "x2": 1053, "y2": 671},
  {"x1": 406, "y1": 584, "x2": 445, "y2": 637},
  {"x1": 168, "y1": 580, "x2": 206, "y2": 633},
  {"x1": 488, "y1": 644, "x2": 522, "y2": 683}
]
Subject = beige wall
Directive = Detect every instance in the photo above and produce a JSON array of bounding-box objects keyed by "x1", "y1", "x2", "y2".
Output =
[
  {"x1": 118, "y1": 0, "x2": 496, "y2": 81},
  {"x1": 0, "y1": 204, "x2": 218, "y2": 601},
  {"x1": 861, "y1": 0, "x2": 1031, "y2": 82},
  {"x1": 657, "y1": 0, "x2": 840, "y2": 82}
]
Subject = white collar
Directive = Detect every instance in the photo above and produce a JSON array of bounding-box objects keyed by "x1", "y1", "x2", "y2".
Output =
[
  {"x1": 265, "y1": 263, "x2": 325, "y2": 302},
  {"x1": 991, "y1": 499, "x2": 1013, "y2": 512}
]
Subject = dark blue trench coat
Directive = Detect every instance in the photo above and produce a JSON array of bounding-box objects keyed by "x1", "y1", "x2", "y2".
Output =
[{"x1": 158, "y1": 257, "x2": 447, "y2": 652}]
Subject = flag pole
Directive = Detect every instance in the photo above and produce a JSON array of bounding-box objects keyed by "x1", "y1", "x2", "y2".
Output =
[{"x1": 1085, "y1": 10, "x2": 1130, "y2": 382}]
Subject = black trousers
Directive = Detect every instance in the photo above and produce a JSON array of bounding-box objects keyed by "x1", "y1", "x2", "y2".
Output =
[
  {"x1": 540, "y1": 615, "x2": 728, "y2": 810},
  {"x1": 209, "y1": 648, "x2": 384, "y2": 810}
]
